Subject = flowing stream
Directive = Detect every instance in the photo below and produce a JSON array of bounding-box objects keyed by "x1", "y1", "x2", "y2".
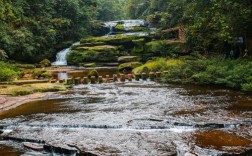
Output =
[{"x1": 0, "y1": 81, "x2": 251, "y2": 155}]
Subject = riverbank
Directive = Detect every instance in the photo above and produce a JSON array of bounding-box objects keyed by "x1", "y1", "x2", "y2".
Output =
[
  {"x1": 0, "y1": 82, "x2": 66, "y2": 112},
  {"x1": 133, "y1": 55, "x2": 252, "y2": 93},
  {"x1": 0, "y1": 92, "x2": 52, "y2": 112}
]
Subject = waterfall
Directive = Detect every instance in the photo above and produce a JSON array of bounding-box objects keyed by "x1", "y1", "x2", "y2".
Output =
[
  {"x1": 52, "y1": 42, "x2": 80, "y2": 66},
  {"x1": 104, "y1": 21, "x2": 117, "y2": 35},
  {"x1": 104, "y1": 20, "x2": 147, "y2": 36}
]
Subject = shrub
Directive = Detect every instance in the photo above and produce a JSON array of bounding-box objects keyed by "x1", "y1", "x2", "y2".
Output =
[
  {"x1": 39, "y1": 59, "x2": 51, "y2": 67},
  {"x1": 0, "y1": 62, "x2": 20, "y2": 82},
  {"x1": 88, "y1": 70, "x2": 99, "y2": 78},
  {"x1": 136, "y1": 55, "x2": 252, "y2": 93},
  {"x1": 41, "y1": 72, "x2": 53, "y2": 78},
  {"x1": 241, "y1": 83, "x2": 252, "y2": 92}
]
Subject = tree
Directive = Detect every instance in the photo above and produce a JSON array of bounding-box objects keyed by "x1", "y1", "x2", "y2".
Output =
[{"x1": 0, "y1": 49, "x2": 8, "y2": 61}]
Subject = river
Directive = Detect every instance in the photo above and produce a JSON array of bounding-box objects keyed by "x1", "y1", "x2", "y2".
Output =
[{"x1": 0, "y1": 81, "x2": 251, "y2": 155}]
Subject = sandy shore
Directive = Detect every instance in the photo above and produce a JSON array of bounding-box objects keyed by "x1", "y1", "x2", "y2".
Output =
[{"x1": 0, "y1": 92, "x2": 53, "y2": 112}]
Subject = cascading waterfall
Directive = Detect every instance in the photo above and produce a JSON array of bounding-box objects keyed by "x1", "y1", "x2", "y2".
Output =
[
  {"x1": 52, "y1": 42, "x2": 80, "y2": 66},
  {"x1": 104, "y1": 20, "x2": 147, "y2": 36}
]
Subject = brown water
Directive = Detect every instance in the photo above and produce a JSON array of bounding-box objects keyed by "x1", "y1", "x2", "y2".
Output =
[{"x1": 0, "y1": 81, "x2": 251, "y2": 155}]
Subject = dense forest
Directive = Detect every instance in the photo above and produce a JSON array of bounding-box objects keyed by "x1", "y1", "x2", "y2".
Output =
[
  {"x1": 0, "y1": 0, "x2": 126, "y2": 62},
  {"x1": 1, "y1": 0, "x2": 252, "y2": 62}
]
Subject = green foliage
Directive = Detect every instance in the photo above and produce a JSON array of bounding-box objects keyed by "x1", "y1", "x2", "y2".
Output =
[
  {"x1": 67, "y1": 49, "x2": 118, "y2": 65},
  {"x1": 157, "y1": 56, "x2": 252, "y2": 92},
  {"x1": 241, "y1": 83, "x2": 252, "y2": 92},
  {"x1": 32, "y1": 70, "x2": 52, "y2": 79},
  {"x1": 0, "y1": 0, "x2": 127, "y2": 63},
  {"x1": 88, "y1": 70, "x2": 99, "y2": 78},
  {"x1": 0, "y1": 61, "x2": 20, "y2": 82},
  {"x1": 133, "y1": 58, "x2": 183, "y2": 73},
  {"x1": 0, "y1": 49, "x2": 8, "y2": 61},
  {"x1": 126, "y1": 0, "x2": 252, "y2": 53},
  {"x1": 39, "y1": 59, "x2": 51, "y2": 67}
]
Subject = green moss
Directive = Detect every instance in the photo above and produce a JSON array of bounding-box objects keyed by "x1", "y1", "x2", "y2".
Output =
[
  {"x1": 67, "y1": 49, "x2": 118, "y2": 65},
  {"x1": 115, "y1": 24, "x2": 125, "y2": 31},
  {"x1": 81, "y1": 35, "x2": 148, "y2": 46},
  {"x1": 133, "y1": 58, "x2": 183, "y2": 74},
  {"x1": 133, "y1": 38, "x2": 145, "y2": 45},
  {"x1": 74, "y1": 45, "x2": 117, "y2": 51}
]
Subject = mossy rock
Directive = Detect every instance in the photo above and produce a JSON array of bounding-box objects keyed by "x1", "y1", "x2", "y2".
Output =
[
  {"x1": 132, "y1": 38, "x2": 145, "y2": 46},
  {"x1": 74, "y1": 45, "x2": 117, "y2": 51},
  {"x1": 114, "y1": 24, "x2": 147, "y2": 32},
  {"x1": 118, "y1": 56, "x2": 139, "y2": 63},
  {"x1": 115, "y1": 24, "x2": 125, "y2": 32},
  {"x1": 88, "y1": 70, "x2": 99, "y2": 79},
  {"x1": 80, "y1": 63, "x2": 97, "y2": 67},
  {"x1": 118, "y1": 62, "x2": 142, "y2": 73},
  {"x1": 81, "y1": 35, "x2": 149, "y2": 46},
  {"x1": 67, "y1": 49, "x2": 118, "y2": 65}
]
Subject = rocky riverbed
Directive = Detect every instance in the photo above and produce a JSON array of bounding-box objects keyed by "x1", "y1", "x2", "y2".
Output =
[{"x1": 0, "y1": 81, "x2": 251, "y2": 155}]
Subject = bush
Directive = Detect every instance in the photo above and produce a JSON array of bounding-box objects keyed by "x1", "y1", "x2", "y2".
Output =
[
  {"x1": 0, "y1": 62, "x2": 20, "y2": 82},
  {"x1": 39, "y1": 59, "x2": 51, "y2": 67},
  {"x1": 41, "y1": 72, "x2": 53, "y2": 78},
  {"x1": 137, "y1": 56, "x2": 252, "y2": 93},
  {"x1": 88, "y1": 70, "x2": 99, "y2": 79},
  {"x1": 241, "y1": 83, "x2": 252, "y2": 92}
]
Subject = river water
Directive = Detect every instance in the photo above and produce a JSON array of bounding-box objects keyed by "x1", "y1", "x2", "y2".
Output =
[{"x1": 0, "y1": 81, "x2": 251, "y2": 155}]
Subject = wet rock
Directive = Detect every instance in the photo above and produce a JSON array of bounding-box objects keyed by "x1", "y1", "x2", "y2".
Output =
[
  {"x1": 194, "y1": 130, "x2": 252, "y2": 154},
  {"x1": 44, "y1": 143, "x2": 77, "y2": 155},
  {"x1": 118, "y1": 56, "x2": 139, "y2": 63},
  {"x1": 23, "y1": 142, "x2": 44, "y2": 151}
]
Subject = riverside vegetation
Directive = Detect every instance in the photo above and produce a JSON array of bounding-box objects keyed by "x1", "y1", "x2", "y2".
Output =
[{"x1": 0, "y1": 0, "x2": 252, "y2": 94}]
